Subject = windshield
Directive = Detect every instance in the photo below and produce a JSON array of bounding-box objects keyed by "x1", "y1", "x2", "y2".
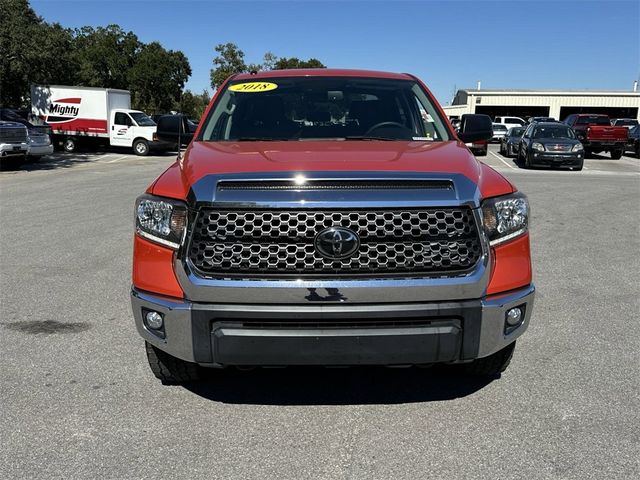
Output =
[
  {"x1": 493, "y1": 124, "x2": 507, "y2": 131},
  {"x1": 200, "y1": 76, "x2": 450, "y2": 141},
  {"x1": 533, "y1": 125, "x2": 575, "y2": 139},
  {"x1": 576, "y1": 116, "x2": 610, "y2": 125},
  {"x1": 130, "y1": 112, "x2": 156, "y2": 127},
  {"x1": 509, "y1": 127, "x2": 525, "y2": 136},
  {"x1": 615, "y1": 119, "x2": 638, "y2": 126}
]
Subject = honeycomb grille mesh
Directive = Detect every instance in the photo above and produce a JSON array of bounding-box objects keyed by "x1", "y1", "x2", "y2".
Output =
[{"x1": 188, "y1": 208, "x2": 482, "y2": 277}]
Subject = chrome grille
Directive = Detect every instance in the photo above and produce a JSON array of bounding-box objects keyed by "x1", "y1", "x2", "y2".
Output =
[
  {"x1": 0, "y1": 128, "x2": 27, "y2": 144},
  {"x1": 547, "y1": 144, "x2": 572, "y2": 152},
  {"x1": 188, "y1": 208, "x2": 482, "y2": 277}
]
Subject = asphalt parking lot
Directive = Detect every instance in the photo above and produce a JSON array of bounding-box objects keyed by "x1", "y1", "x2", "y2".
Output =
[{"x1": 1, "y1": 145, "x2": 639, "y2": 479}]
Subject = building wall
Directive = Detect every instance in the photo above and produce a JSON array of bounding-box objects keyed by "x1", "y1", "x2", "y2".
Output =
[{"x1": 446, "y1": 91, "x2": 640, "y2": 121}]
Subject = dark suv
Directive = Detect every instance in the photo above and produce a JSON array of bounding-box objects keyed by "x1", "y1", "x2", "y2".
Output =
[{"x1": 517, "y1": 122, "x2": 584, "y2": 170}]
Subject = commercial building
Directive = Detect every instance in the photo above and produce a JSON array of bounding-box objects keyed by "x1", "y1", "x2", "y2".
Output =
[{"x1": 442, "y1": 88, "x2": 640, "y2": 121}]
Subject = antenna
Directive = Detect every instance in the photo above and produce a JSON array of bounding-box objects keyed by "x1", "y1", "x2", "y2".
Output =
[{"x1": 177, "y1": 114, "x2": 183, "y2": 161}]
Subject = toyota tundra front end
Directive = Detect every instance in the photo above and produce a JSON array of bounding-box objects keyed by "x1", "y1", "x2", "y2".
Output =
[{"x1": 130, "y1": 69, "x2": 534, "y2": 383}]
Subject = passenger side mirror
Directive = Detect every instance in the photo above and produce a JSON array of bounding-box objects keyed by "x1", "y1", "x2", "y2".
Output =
[{"x1": 457, "y1": 114, "x2": 493, "y2": 143}]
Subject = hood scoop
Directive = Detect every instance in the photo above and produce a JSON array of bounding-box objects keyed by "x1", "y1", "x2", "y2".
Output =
[{"x1": 217, "y1": 179, "x2": 454, "y2": 192}]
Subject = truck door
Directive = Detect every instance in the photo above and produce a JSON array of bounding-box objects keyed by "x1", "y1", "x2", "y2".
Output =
[{"x1": 110, "y1": 111, "x2": 134, "y2": 147}]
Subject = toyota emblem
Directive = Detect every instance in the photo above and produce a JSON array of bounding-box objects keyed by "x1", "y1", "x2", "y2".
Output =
[{"x1": 315, "y1": 227, "x2": 360, "y2": 260}]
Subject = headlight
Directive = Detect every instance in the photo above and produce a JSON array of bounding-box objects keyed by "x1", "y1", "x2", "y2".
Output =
[
  {"x1": 481, "y1": 192, "x2": 529, "y2": 246},
  {"x1": 532, "y1": 142, "x2": 545, "y2": 152},
  {"x1": 572, "y1": 144, "x2": 584, "y2": 152},
  {"x1": 135, "y1": 194, "x2": 187, "y2": 249}
]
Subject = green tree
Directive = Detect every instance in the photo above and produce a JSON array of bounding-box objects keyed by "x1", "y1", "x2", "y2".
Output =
[
  {"x1": 128, "y1": 42, "x2": 192, "y2": 113},
  {"x1": 72, "y1": 25, "x2": 141, "y2": 89},
  {"x1": 0, "y1": 0, "x2": 76, "y2": 106},
  {"x1": 272, "y1": 57, "x2": 325, "y2": 70},
  {"x1": 209, "y1": 43, "x2": 326, "y2": 90},
  {"x1": 210, "y1": 43, "x2": 247, "y2": 90},
  {"x1": 179, "y1": 89, "x2": 210, "y2": 120}
]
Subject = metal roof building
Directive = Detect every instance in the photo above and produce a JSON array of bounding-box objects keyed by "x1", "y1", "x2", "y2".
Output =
[{"x1": 442, "y1": 88, "x2": 640, "y2": 121}]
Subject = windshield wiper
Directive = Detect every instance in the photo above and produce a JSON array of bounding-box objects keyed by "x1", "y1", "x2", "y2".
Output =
[
  {"x1": 343, "y1": 136, "x2": 397, "y2": 141},
  {"x1": 232, "y1": 137, "x2": 293, "y2": 141}
]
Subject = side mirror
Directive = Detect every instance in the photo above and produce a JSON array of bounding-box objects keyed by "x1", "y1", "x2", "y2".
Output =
[{"x1": 457, "y1": 114, "x2": 493, "y2": 143}]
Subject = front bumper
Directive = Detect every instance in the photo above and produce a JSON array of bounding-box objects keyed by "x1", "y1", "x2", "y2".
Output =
[
  {"x1": 131, "y1": 284, "x2": 535, "y2": 366},
  {"x1": 28, "y1": 144, "x2": 54, "y2": 157},
  {"x1": 1, "y1": 143, "x2": 28, "y2": 157},
  {"x1": 531, "y1": 151, "x2": 583, "y2": 167}
]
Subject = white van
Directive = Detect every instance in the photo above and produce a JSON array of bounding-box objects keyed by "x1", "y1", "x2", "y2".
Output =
[
  {"x1": 31, "y1": 85, "x2": 171, "y2": 155},
  {"x1": 494, "y1": 116, "x2": 526, "y2": 130}
]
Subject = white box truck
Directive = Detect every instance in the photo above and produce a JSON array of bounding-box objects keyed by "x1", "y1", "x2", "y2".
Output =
[{"x1": 31, "y1": 85, "x2": 172, "y2": 156}]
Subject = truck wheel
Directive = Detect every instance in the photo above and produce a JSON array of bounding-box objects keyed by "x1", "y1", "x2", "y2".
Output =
[
  {"x1": 63, "y1": 137, "x2": 77, "y2": 153},
  {"x1": 133, "y1": 139, "x2": 150, "y2": 156},
  {"x1": 610, "y1": 149, "x2": 623, "y2": 160},
  {"x1": 145, "y1": 342, "x2": 201, "y2": 384},
  {"x1": 460, "y1": 342, "x2": 516, "y2": 377},
  {"x1": 635, "y1": 143, "x2": 640, "y2": 159}
]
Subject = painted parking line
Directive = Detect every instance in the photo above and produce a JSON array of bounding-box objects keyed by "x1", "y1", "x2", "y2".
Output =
[
  {"x1": 489, "y1": 150, "x2": 515, "y2": 169},
  {"x1": 105, "y1": 155, "x2": 131, "y2": 163}
]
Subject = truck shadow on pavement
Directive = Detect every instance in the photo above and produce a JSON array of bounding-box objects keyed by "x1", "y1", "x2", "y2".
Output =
[{"x1": 184, "y1": 366, "x2": 496, "y2": 405}]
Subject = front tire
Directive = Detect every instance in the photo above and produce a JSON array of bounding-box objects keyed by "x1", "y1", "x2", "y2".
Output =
[
  {"x1": 133, "y1": 139, "x2": 150, "y2": 156},
  {"x1": 145, "y1": 342, "x2": 201, "y2": 384},
  {"x1": 460, "y1": 342, "x2": 516, "y2": 377},
  {"x1": 524, "y1": 150, "x2": 533, "y2": 168}
]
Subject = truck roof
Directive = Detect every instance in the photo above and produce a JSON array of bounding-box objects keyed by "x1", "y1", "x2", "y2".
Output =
[{"x1": 232, "y1": 68, "x2": 414, "y2": 81}]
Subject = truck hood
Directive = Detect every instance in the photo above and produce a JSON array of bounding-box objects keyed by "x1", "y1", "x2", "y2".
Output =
[{"x1": 151, "y1": 140, "x2": 514, "y2": 202}]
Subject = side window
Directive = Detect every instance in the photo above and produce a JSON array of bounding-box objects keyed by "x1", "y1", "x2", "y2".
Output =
[
  {"x1": 524, "y1": 125, "x2": 534, "y2": 137},
  {"x1": 114, "y1": 112, "x2": 130, "y2": 126},
  {"x1": 495, "y1": 117, "x2": 502, "y2": 123}
]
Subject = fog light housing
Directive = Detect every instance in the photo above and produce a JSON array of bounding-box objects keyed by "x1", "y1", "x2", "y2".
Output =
[
  {"x1": 145, "y1": 311, "x2": 164, "y2": 330},
  {"x1": 505, "y1": 305, "x2": 525, "y2": 334}
]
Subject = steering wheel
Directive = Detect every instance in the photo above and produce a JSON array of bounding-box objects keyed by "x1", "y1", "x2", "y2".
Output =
[{"x1": 364, "y1": 121, "x2": 406, "y2": 136}]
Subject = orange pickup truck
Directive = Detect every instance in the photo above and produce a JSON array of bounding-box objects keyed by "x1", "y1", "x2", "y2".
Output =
[
  {"x1": 131, "y1": 69, "x2": 535, "y2": 384},
  {"x1": 564, "y1": 114, "x2": 628, "y2": 159}
]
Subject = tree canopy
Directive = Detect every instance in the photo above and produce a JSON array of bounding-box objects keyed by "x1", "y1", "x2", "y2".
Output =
[
  {"x1": 210, "y1": 43, "x2": 326, "y2": 90},
  {"x1": 0, "y1": 0, "x2": 192, "y2": 113}
]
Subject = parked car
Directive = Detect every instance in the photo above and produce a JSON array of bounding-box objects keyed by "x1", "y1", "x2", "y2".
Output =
[
  {"x1": 491, "y1": 123, "x2": 508, "y2": 142},
  {"x1": 611, "y1": 118, "x2": 639, "y2": 129},
  {"x1": 563, "y1": 114, "x2": 628, "y2": 159},
  {"x1": 134, "y1": 69, "x2": 534, "y2": 383},
  {"x1": 526, "y1": 116, "x2": 557, "y2": 124},
  {"x1": 623, "y1": 125, "x2": 640, "y2": 158},
  {"x1": 154, "y1": 114, "x2": 198, "y2": 147},
  {"x1": 0, "y1": 108, "x2": 53, "y2": 160},
  {"x1": 500, "y1": 126, "x2": 525, "y2": 157},
  {"x1": 517, "y1": 122, "x2": 584, "y2": 170},
  {"x1": 0, "y1": 121, "x2": 29, "y2": 169},
  {"x1": 494, "y1": 116, "x2": 526, "y2": 130}
]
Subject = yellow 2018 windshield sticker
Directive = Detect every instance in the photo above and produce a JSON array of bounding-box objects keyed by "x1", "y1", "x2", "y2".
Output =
[{"x1": 229, "y1": 82, "x2": 278, "y2": 93}]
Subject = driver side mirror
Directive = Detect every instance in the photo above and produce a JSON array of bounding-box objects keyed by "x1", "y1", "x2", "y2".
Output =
[{"x1": 457, "y1": 114, "x2": 493, "y2": 143}]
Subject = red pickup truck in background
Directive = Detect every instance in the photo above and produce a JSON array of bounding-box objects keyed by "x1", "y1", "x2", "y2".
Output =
[{"x1": 564, "y1": 114, "x2": 628, "y2": 159}]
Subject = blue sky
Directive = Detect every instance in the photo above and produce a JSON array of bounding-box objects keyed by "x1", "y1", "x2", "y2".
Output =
[{"x1": 32, "y1": 0, "x2": 639, "y2": 104}]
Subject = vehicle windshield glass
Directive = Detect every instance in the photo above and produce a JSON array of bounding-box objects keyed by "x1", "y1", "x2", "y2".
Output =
[
  {"x1": 533, "y1": 125, "x2": 575, "y2": 139},
  {"x1": 510, "y1": 127, "x2": 525, "y2": 136},
  {"x1": 493, "y1": 125, "x2": 507, "y2": 131},
  {"x1": 199, "y1": 76, "x2": 450, "y2": 141},
  {"x1": 130, "y1": 112, "x2": 156, "y2": 127},
  {"x1": 507, "y1": 118, "x2": 525, "y2": 125},
  {"x1": 576, "y1": 116, "x2": 610, "y2": 125},
  {"x1": 616, "y1": 119, "x2": 638, "y2": 126}
]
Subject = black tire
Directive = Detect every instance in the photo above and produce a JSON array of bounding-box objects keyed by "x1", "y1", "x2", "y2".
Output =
[
  {"x1": 145, "y1": 342, "x2": 201, "y2": 384},
  {"x1": 460, "y1": 342, "x2": 516, "y2": 377},
  {"x1": 524, "y1": 150, "x2": 533, "y2": 169},
  {"x1": 133, "y1": 139, "x2": 150, "y2": 156},
  {"x1": 506, "y1": 145, "x2": 512, "y2": 157},
  {"x1": 63, "y1": 137, "x2": 77, "y2": 153},
  {"x1": 477, "y1": 147, "x2": 487, "y2": 157},
  {"x1": 572, "y1": 161, "x2": 584, "y2": 171},
  {"x1": 610, "y1": 149, "x2": 623, "y2": 160},
  {"x1": 635, "y1": 142, "x2": 640, "y2": 159},
  {"x1": 499, "y1": 143, "x2": 505, "y2": 155}
]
